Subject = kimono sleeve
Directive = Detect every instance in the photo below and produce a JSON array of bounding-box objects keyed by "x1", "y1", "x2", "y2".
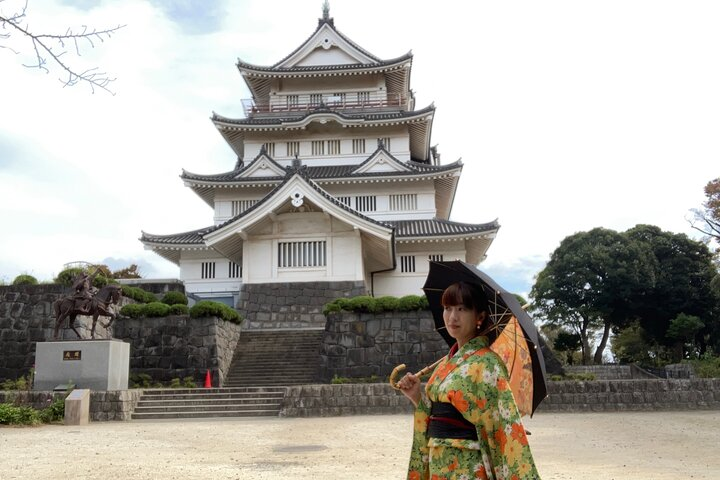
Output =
[
  {"x1": 461, "y1": 355, "x2": 541, "y2": 480},
  {"x1": 406, "y1": 396, "x2": 431, "y2": 480}
]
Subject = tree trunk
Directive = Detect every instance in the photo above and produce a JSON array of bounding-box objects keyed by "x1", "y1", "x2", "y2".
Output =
[{"x1": 593, "y1": 321, "x2": 611, "y2": 364}]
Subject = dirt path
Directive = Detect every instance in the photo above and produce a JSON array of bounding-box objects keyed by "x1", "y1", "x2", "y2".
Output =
[{"x1": 1, "y1": 411, "x2": 718, "y2": 479}]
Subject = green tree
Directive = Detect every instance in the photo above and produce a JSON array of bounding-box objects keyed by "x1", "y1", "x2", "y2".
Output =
[
  {"x1": 666, "y1": 313, "x2": 705, "y2": 361},
  {"x1": 553, "y1": 330, "x2": 582, "y2": 365},
  {"x1": 531, "y1": 227, "x2": 656, "y2": 364},
  {"x1": 690, "y1": 177, "x2": 720, "y2": 250},
  {"x1": 625, "y1": 225, "x2": 719, "y2": 356}
]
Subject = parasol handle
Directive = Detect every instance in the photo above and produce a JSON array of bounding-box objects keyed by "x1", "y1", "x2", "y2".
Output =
[{"x1": 389, "y1": 357, "x2": 444, "y2": 390}]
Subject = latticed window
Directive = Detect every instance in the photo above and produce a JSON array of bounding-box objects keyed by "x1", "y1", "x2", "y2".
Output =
[
  {"x1": 428, "y1": 254, "x2": 444, "y2": 262},
  {"x1": 328, "y1": 140, "x2": 341, "y2": 155},
  {"x1": 400, "y1": 256, "x2": 416, "y2": 273},
  {"x1": 228, "y1": 262, "x2": 242, "y2": 278},
  {"x1": 310, "y1": 94, "x2": 323, "y2": 106},
  {"x1": 311, "y1": 140, "x2": 325, "y2": 156},
  {"x1": 357, "y1": 91, "x2": 370, "y2": 104},
  {"x1": 287, "y1": 95, "x2": 299, "y2": 109},
  {"x1": 201, "y1": 262, "x2": 216, "y2": 279},
  {"x1": 354, "y1": 195, "x2": 376, "y2": 212},
  {"x1": 262, "y1": 142, "x2": 275, "y2": 156},
  {"x1": 278, "y1": 241, "x2": 327, "y2": 268},
  {"x1": 389, "y1": 194, "x2": 417, "y2": 211},
  {"x1": 337, "y1": 196, "x2": 351, "y2": 207},
  {"x1": 330, "y1": 92, "x2": 346, "y2": 106},
  {"x1": 286, "y1": 141, "x2": 300, "y2": 157},
  {"x1": 231, "y1": 200, "x2": 258, "y2": 216},
  {"x1": 352, "y1": 138, "x2": 366, "y2": 154},
  {"x1": 378, "y1": 137, "x2": 391, "y2": 150}
]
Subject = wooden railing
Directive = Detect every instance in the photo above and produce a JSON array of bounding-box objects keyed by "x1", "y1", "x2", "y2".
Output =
[{"x1": 242, "y1": 92, "x2": 408, "y2": 116}]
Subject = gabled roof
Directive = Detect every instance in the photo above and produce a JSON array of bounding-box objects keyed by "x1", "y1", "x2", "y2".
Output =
[
  {"x1": 351, "y1": 144, "x2": 412, "y2": 174},
  {"x1": 387, "y1": 219, "x2": 500, "y2": 239},
  {"x1": 181, "y1": 154, "x2": 462, "y2": 209},
  {"x1": 234, "y1": 148, "x2": 286, "y2": 179},
  {"x1": 236, "y1": 15, "x2": 412, "y2": 103}
]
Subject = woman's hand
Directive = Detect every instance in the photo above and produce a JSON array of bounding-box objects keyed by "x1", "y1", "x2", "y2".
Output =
[{"x1": 396, "y1": 372, "x2": 421, "y2": 407}]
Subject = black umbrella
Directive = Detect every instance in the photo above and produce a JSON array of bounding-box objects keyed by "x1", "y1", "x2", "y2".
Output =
[{"x1": 422, "y1": 260, "x2": 548, "y2": 416}]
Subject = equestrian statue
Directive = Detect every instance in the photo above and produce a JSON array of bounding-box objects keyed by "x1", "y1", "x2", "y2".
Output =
[{"x1": 52, "y1": 268, "x2": 123, "y2": 340}]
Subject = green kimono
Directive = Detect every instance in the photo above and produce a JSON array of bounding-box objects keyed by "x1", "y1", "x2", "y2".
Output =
[{"x1": 407, "y1": 336, "x2": 540, "y2": 480}]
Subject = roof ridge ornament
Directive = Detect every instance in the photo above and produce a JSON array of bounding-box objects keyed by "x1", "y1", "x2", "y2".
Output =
[{"x1": 319, "y1": 0, "x2": 334, "y2": 26}]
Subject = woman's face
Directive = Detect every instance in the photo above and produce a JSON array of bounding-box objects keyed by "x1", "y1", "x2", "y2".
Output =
[{"x1": 443, "y1": 303, "x2": 485, "y2": 347}]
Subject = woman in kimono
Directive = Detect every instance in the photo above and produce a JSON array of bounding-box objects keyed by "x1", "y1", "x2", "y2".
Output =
[{"x1": 396, "y1": 282, "x2": 540, "y2": 480}]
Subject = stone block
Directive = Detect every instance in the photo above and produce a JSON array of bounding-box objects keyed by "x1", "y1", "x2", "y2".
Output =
[{"x1": 64, "y1": 389, "x2": 90, "y2": 425}]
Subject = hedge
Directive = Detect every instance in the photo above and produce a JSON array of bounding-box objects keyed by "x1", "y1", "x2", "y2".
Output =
[{"x1": 323, "y1": 294, "x2": 429, "y2": 315}]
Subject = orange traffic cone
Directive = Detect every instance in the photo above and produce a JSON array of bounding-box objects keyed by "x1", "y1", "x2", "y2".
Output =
[{"x1": 204, "y1": 370, "x2": 212, "y2": 388}]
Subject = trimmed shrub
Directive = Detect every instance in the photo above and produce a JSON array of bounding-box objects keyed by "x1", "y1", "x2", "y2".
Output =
[
  {"x1": 397, "y1": 295, "x2": 428, "y2": 311},
  {"x1": 189, "y1": 300, "x2": 241, "y2": 324},
  {"x1": 375, "y1": 296, "x2": 400, "y2": 311},
  {"x1": 12, "y1": 274, "x2": 38, "y2": 286},
  {"x1": 55, "y1": 267, "x2": 84, "y2": 286},
  {"x1": 144, "y1": 302, "x2": 171, "y2": 318},
  {"x1": 348, "y1": 296, "x2": 381, "y2": 313},
  {"x1": 120, "y1": 304, "x2": 145, "y2": 318},
  {"x1": 121, "y1": 285, "x2": 156, "y2": 303},
  {"x1": 182, "y1": 376, "x2": 197, "y2": 388},
  {"x1": 323, "y1": 294, "x2": 430, "y2": 315},
  {"x1": 169, "y1": 304, "x2": 189, "y2": 315},
  {"x1": 162, "y1": 291, "x2": 188, "y2": 306}
]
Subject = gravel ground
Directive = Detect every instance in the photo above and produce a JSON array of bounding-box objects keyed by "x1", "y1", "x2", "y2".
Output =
[{"x1": 1, "y1": 411, "x2": 718, "y2": 479}]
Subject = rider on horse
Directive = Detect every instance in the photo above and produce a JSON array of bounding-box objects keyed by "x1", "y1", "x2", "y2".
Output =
[{"x1": 71, "y1": 268, "x2": 101, "y2": 314}]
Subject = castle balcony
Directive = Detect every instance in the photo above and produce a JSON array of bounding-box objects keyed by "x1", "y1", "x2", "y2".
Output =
[{"x1": 242, "y1": 91, "x2": 410, "y2": 118}]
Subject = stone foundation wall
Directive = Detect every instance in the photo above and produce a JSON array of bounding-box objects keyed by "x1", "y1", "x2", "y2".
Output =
[
  {"x1": 565, "y1": 365, "x2": 634, "y2": 380},
  {"x1": 112, "y1": 316, "x2": 241, "y2": 386},
  {"x1": 239, "y1": 281, "x2": 366, "y2": 330},
  {"x1": 280, "y1": 383, "x2": 412, "y2": 417},
  {"x1": 320, "y1": 311, "x2": 448, "y2": 381}
]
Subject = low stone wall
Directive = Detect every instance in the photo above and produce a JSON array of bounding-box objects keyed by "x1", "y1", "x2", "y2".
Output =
[
  {"x1": 565, "y1": 365, "x2": 634, "y2": 380},
  {"x1": 112, "y1": 316, "x2": 241, "y2": 386},
  {"x1": 539, "y1": 378, "x2": 720, "y2": 412},
  {"x1": 280, "y1": 383, "x2": 412, "y2": 417},
  {"x1": 279, "y1": 378, "x2": 720, "y2": 417},
  {"x1": 320, "y1": 311, "x2": 448, "y2": 381},
  {"x1": 90, "y1": 390, "x2": 143, "y2": 421},
  {"x1": 239, "y1": 281, "x2": 366, "y2": 330},
  {"x1": 0, "y1": 389, "x2": 142, "y2": 421}
]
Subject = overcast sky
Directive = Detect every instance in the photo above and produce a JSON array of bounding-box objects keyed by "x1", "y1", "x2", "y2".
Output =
[{"x1": 1, "y1": 0, "x2": 718, "y2": 298}]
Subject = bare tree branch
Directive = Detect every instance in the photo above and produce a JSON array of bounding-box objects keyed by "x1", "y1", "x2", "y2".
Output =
[{"x1": 0, "y1": 1, "x2": 125, "y2": 94}]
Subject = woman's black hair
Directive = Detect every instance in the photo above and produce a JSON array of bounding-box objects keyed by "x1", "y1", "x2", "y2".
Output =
[{"x1": 441, "y1": 282, "x2": 489, "y2": 314}]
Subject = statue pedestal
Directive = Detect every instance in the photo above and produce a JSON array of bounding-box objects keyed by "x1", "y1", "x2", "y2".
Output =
[{"x1": 34, "y1": 340, "x2": 129, "y2": 391}]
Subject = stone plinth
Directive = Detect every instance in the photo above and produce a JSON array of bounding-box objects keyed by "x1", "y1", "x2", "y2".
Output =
[
  {"x1": 34, "y1": 340, "x2": 129, "y2": 391},
  {"x1": 64, "y1": 388, "x2": 90, "y2": 425}
]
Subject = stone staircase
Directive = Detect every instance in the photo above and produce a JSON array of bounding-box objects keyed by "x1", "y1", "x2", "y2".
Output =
[
  {"x1": 131, "y1": 386, "x2": 286, "y2": 420},
  {"x1": 224, "y1": 329, "x2": 325, "y2": 387}
]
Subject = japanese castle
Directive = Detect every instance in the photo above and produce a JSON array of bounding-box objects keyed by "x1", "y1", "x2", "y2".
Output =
[{"x1": 140, "y1": 5, "x2": 498, "y2": 320}]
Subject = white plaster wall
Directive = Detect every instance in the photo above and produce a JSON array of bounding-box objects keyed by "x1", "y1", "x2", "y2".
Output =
[
  {"x1": 179, "y1": 251, "x2": 243, "y2": 295},
  {"x1": 244, "y1": 240, "x2": 272, "y2": 281}
]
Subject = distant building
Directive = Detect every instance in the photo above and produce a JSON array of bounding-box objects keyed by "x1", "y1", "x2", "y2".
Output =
[{"x1": 140, "y1": 6, "x2": 498, "y2": 322}]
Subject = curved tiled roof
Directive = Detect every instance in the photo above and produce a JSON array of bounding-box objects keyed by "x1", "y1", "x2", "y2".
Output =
[
  {"x1": 140, "y1": 228, "x2": 210, "y2": 246},
  {"x1": 387, "y1": 219, "x2": 500, "y2": 238},
  {"x1": 211, "y1": 104, "x2": 434, "y2": 127},
  {"x1": 237, "y1": 53, "x2": 412, "y2": 75},
  {"x1": 180, "y1": 158, "x2": 461, "y2": 183}
]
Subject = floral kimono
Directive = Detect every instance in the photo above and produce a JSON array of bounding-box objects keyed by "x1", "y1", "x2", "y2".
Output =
[{"x1": 407, "y1": 335, "x2": 540, "y2": 480}]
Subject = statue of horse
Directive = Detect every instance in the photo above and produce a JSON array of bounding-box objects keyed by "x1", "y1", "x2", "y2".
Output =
[{"x1": 52, "y1": 284, "x2": 123, "y2": 340}]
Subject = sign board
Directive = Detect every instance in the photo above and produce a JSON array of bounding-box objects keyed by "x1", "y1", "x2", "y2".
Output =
[{"x1": 63, "y1": 350, "x2": 82, "y2": 361}]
